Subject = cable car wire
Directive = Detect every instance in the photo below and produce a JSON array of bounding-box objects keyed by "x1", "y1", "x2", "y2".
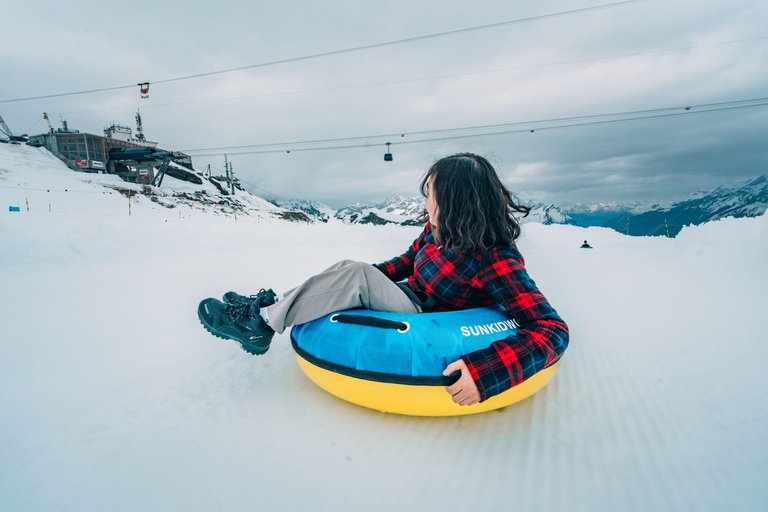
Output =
[
  {"x1": 0, "y1": 0, "x2": 647, "y2": 104},
  {"x1": 208, "y1": 164, "x2": 288, "y2": 200},
  {"x1": 184, "y1": 97, "x2": 768, "y2": 156},
  {"x1": 236, "y1": 179, "x2": 289, "y2": 201},
  {"x1": 182, "y1": 97, "x2": 768, "y2": 153}
]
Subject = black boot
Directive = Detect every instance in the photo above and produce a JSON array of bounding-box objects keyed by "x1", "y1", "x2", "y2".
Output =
[{"x1": 198, "y1": 297, "x2": 275, "y2": 355}]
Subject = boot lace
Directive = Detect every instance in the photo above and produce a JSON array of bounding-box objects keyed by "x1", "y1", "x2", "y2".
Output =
[
  {"x1": 231, "y1": 289, "x2": 274, "y2": 305},
  {"x1": 224, "y1": 301, "x2": 256, "y2": 320}
]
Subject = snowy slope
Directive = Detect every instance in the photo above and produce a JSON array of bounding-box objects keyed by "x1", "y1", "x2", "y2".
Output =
[
  {"x1": 2, "y1": 142, "x2": 768, "y2": 511},
  {"x1": 0, "y1": 143, "x2": 283, "y2": 220}
]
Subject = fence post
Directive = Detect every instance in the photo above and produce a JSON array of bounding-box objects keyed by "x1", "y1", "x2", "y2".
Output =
[{"x1": 665, "y1": 219, "x2": 670, "y2": 238}]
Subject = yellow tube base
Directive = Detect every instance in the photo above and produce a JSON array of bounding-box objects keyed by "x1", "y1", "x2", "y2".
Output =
[{"x1": 294, "y1": 354, "x2": 561, "y2": 417}]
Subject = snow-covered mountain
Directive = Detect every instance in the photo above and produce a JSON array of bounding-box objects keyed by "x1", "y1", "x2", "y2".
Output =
[
  {"x1": 523, "y1": 204, "x2": 582, "y2": 226},
  {"x1": 600, "y1": 176, "x2": 768, "y2": 237},
  {"x1": 334, "y1": 195, "x2": 586, "y2": 228},
  {"x1": 270, "y1": 198, "x2": 335, "y2": 223},
  {"x1": 335, "y1": 193, "x2": 424, "y2": 225},
  {"x1": 555, "y1": 202, "x2": 638, "y2": 227},
  {"x1": 330, "y1": 177, "x2": 768, "y2": 237},
  {"x1": 519, "y1": 177, "x2": 768, "y2": 237},
  {"x1": 375, "y1": 193, "x2": 426, "y2": 219}
]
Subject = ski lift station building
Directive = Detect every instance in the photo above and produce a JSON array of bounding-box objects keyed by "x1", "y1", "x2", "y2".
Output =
[{"x1": 28, "y1": 122, "x2": 193, "y2": 184}]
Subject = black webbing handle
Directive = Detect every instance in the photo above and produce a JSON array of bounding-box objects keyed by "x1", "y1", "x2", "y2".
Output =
[{"x1": 331, "y1": 314, "x2": 408, "y2": 332}]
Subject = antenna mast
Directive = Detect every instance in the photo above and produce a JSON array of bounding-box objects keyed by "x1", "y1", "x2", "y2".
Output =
[{"x1": 135, "y1": 109, "x2": 146, "y2": 141}]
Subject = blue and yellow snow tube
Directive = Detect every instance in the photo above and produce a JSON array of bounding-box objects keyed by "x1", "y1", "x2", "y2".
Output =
[{"x1": 290, "y1": 306, "x2": 561, "y2": 416}]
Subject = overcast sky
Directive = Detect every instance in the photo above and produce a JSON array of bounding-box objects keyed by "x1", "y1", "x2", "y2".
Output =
[{"x1": 2, "y1": 0, "x2": 767, "y2": 207}]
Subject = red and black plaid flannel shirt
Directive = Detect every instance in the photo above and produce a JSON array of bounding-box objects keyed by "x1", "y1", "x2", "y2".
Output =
[{"x1": 374, "y1": 224, "x2": 569, "y2": 402}]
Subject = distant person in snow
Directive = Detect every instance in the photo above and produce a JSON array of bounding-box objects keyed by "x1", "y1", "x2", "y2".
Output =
[
  {"x1": 581, "y1": 240, "x2": 592, "y2": 248},
  {"x1": 198, "y1": 153, "x2": 569, "y2": 406}
]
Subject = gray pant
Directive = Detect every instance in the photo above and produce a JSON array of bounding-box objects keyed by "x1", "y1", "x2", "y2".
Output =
[{"x1": 265, "y1": 260, "x2": 422, "y2": 334}]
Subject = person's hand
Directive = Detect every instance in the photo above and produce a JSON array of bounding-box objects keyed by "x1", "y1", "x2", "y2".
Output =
[{"x1": 443, "y1": 359, "x2": 480, "y2": 406}]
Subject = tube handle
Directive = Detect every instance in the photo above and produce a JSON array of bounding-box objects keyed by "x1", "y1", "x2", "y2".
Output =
[{"x1": 330, "y1": 314, "x2": 409, "y2": 333}]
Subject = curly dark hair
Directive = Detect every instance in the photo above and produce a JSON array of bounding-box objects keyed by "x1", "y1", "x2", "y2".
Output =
[{"x1": 417, "y1": 153, "x2": 530, "y2": 254}]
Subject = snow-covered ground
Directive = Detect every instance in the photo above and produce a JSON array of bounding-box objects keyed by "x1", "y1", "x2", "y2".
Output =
[
  {"x1": 1, "y1": 144, "x2": 767, "y2": 511},
  {"x1": 0, "y1": 144, "x2": 281, "y2": 222}
]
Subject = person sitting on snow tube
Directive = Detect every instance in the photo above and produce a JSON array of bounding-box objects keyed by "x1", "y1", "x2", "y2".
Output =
[{"x1": 198, "y1": 153, "x2": 570, "y2": 407}]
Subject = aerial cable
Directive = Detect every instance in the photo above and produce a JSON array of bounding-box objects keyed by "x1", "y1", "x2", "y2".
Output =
[
  {"x1": 192, "y1": 102, "x2": 768, "y2": 156},
  {"x1": 149, "y1": 0, "x2": 648, "y2": 85},
  {"x1": 185, "y1": 98, "x2": 768, "y2": 156},
  {"x1": 23, "y1": 116, "x2": 44, "y2": 135},
  {"x1": 236, "y1": 179, "x2": 289, "y2": 201},
  {"x1": 49, "y1": 34, "x2": 768, "y2": 117},
  {"x1": 206, "y1": 164, "x2": 286, "y2": 200},
  {"x1": 0, "y1": 0, "x2": 647, "y2": 104},
  {"x1": 0, "y1": 84, "x2": 137, "y2": 104},
  {"x1": 182, "y1": 97, "x2": 768, "y2": 153}
]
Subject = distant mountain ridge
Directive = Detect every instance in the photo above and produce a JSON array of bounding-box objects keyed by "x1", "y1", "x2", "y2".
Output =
[
  {"x1": 602, "y1": 175, "x2": 768, "y2": 237},
  {"x1": 523, "y1": 204, "x2": 582, "y2": 227},
  {"x1": 335, "y1": 193, "x2": 424, "y2": 225},
  {"x1": 310, "y1": 175, "x2": 768, "y2": 237},
  {"x1": 270, "y1": 198, "x2": 334, "y2": 222}
]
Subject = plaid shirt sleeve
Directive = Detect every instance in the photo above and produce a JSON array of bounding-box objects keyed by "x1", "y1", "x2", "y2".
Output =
[
  {"x1": 373, "y1": 225, "x2": 430, "y2": 282},
  {"x1": 460, "y1": 248, "x2": 569, "y2": 402}
]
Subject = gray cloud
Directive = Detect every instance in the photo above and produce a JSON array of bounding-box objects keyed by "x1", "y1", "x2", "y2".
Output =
[{"x1": 2, "y1": 0, "x2": 767, "y2": 207}]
